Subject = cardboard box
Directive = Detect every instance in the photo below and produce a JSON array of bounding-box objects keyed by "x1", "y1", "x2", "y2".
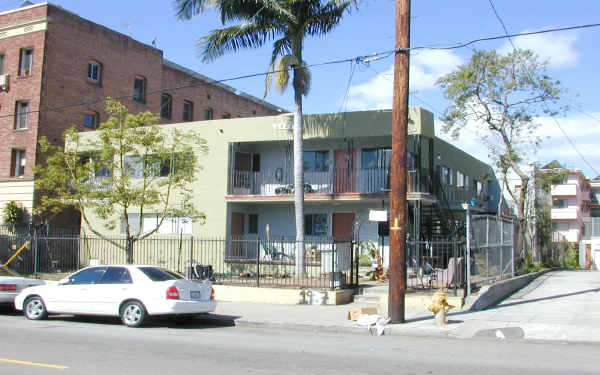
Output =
[{"x1": 347, "y1": 307, "x2": 377, "y2": 321}]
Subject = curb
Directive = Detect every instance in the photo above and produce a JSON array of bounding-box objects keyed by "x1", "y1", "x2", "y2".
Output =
[{"x1": 195, "y1": 314, "x2": 456, "y2": 338}]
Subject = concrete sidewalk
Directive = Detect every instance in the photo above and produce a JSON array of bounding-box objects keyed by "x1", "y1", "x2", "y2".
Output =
[{"x1": 200, "y1": 270, "x2": 600, "y2": 343}]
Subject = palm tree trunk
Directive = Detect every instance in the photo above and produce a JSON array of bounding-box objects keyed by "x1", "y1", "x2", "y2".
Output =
[{"x1": 292, "y1": 40, "x2": 305, "y2": 277}]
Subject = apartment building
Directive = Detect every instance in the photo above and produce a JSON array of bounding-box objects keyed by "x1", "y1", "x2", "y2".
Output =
[
  {"x1": 0, "y1": 2, "x2": 283, "y2": 220},
  {"x1": 539, "y1": 162, "x2": 591, "y2": 243},
  {"x1": 77, "y1": 107, "x2": 501, "y2": 267}
]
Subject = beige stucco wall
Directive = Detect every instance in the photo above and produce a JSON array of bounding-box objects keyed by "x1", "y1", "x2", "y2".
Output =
[
  {"x1": 0, "y1": 178, "x2": 35, "y2": 218},
  {"x1": 76, "y1": 107, "x2": 497, "y2": 240}
]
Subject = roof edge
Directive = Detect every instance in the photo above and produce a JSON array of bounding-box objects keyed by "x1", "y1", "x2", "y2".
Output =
[{"x1": 162, "y1": 59, "x2": 287, "y2": 113}]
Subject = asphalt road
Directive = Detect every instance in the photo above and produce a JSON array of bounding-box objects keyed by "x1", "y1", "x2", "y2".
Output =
[{"x1": 0, "y1": 306, "x2": 597, "y2": 375}]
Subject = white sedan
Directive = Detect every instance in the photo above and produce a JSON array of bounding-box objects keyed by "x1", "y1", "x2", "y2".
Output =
[
  {"x1": 14, "y1": 265, "x2": 216, "y2": 327},
  {"x1": 0, "y1": 265, "x2": 45, "y2": 304}
]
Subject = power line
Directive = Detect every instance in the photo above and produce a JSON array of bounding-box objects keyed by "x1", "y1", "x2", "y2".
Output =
[
  {"x1": 487, "y1": 0, "x2": 599, "y2": 177},
  {"x1": 4, "y1": 22, "x2": 600, "y2": 121}
]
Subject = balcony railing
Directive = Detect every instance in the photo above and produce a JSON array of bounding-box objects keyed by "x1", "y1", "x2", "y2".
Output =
[{"x1": 228, "y1": 167, "x2": 433, "y2": 197}]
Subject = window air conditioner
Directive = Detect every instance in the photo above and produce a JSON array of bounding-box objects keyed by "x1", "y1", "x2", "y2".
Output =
[{"x1": 0, "y1": 74, "x2": 8, "y2": 91}]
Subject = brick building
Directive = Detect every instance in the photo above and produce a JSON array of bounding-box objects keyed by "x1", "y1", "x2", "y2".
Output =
[{"x1": 0, "y1": 2, "x2": 284, "y2": 224}]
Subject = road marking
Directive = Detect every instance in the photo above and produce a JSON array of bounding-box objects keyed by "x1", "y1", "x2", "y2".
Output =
[{"x1": 0, "y1": 358, "x2": 68, "y2": 370}]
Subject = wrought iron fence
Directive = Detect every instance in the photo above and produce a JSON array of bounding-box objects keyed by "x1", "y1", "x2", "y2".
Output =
[
  {"x1": 405, "y1": 238, "x2": 466, "y2": 295},
  {"x1": 0, "y1": 233, "x2": 358, "y2": 290}
]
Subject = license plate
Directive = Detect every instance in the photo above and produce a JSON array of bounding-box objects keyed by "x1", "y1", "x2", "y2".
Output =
[{"x1": 190, "y1": 291, "x2": 202, "y2": 300}]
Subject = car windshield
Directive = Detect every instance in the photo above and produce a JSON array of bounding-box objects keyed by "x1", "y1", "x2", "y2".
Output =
[
  {"x1": 137, "y1": 267, "x2": 183, "y2": 281},
  {"x1": 0, "y1": 266, "x2": 18, "y2": 277}
]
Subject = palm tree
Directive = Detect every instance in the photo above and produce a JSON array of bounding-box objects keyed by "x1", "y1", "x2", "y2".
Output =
[{"x1": 174, "y1": 0, "x2": 354, "y2": 275}]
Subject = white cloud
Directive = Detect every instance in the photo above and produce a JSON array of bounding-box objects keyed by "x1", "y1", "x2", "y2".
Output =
[
  {"x1": 435, "y1": 113, "x2": 600, "y2": 179},
  {"x1": 410, "y1": 50, "x2": 463, "y2": 91},
  {"x1": 499, "y1": 30, "x2": 579, "y2": 68},
  {"x1": 345, "y1": 50, "x2": 462, "y2": 111}
]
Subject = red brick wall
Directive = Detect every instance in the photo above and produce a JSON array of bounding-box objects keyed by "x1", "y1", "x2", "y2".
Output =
[
  {"x1": 0, "y1": 3, "x2": 282, "y2": 180},
  {"x1": 0, "y1": 5, "x2": 47, "y2": 179},
  {"x1": 38, "y1": 5, "x2": 164, "y2": 147},
  {"x1": 160, "y1": 64, "x2": 280, "y2": 124}
]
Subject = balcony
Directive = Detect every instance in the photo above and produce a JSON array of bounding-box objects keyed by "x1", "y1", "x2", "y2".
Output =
[
  {"x1": 227, "y1": 168, "x2": 433, "y2": 199},
  {"x1": 551, "y1": 207, "x2": 580, "y2": 221},
  {"x1": 551, "y1": 184, "x2": 577, "y2": 197}
]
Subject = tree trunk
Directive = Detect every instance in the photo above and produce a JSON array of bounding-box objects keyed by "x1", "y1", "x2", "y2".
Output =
[
  {"x1": 516, "y1": 179, "x2": 528, "y2": 268},
  {"x1": 126, "y1": 237, "x2": 134, "y2": 264},
  {"x1": 292, "y1": 41, "x2": 305, "y2": 277}
]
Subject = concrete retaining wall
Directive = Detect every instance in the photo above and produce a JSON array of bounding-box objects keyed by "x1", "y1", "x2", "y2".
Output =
[
  {"x1": 466, "y1": 269, "x2": 550, "y2": 311},
  {"x1": 213, "y1": 285, "x2": 355, "y2": 305}
]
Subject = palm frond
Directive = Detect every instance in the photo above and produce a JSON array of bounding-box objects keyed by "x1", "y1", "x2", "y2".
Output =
[
  {"x1": 264, "y1": 37, "x2": 292, "y2": 98},
  {"x1": 274, "y1": 55, "x2": 298, "y2": 93},
  {"x1": 304, "y1": 1, "x2": 352, "y2": 37},
  {"x1": 173, "y1": 0, "x2": 219, "y2": 21},
  {"x1": 200, "y1": 23, "x2": 274, "y2": 62}
]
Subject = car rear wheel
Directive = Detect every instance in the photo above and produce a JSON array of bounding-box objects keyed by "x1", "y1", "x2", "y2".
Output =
[
  {"x1": 24, "y1": 296, "x2": 48, "y2": 320},
  {"x1": 120, "y1": 301, "x2": 146, "y2": 327}
]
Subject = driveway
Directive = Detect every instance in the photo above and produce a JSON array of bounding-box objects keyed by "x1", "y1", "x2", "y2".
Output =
[{"x1": 447, "y1": 270, "x2": 600, "y2": 341}]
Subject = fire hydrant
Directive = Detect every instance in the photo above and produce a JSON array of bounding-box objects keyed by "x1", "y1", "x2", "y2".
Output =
[{"x1": 427, "y1": 291, "x2": 454, "y2": 326}]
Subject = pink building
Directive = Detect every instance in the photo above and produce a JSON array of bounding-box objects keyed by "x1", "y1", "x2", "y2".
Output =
[{"x1": 542, "y1": 162, "x2": 591, "y2": 243}]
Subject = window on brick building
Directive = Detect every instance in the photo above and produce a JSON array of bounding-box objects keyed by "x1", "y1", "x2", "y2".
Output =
[
  {"x1": 183, "y1": 100, "x2": 193, "y2": 121},
  {"x1": 203, "y1": 107, "x2": 213, "y2": 120},
  {"x1": 83, "y1": 111, "x2": 99, "y2": 129},
  {"x1": 222, "y1": 112, "x2": 231, "y2": 119},
  {"x1": 87, "y1": 60, "x2": 102, "y2": 83},
  {"x1": 11, "y1": 149, "x2": 26, "y2": 177},
  {"x1": 133, "y1": 76, "x2": 146, "y2": 103},
  {"x1": 0, "y1": 54, "x2": 4, "y2": 75},
  {"x1": 161, "y1": 94, "x2": 172, "y2": 119},
  {"x1": 15, "y1": 101, "x2": 29, "y2": 129},
  {"x1": 19, "y1": 48, "x2": 33, "y2": 76}
]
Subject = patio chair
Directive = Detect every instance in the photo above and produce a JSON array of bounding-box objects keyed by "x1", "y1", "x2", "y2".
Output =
[
  {"x1": 260, "y1": 241, "x2": 294, "y2": 261},
  {"x1": 432, "y1": 257, "x2": 464, "y2": 289}
]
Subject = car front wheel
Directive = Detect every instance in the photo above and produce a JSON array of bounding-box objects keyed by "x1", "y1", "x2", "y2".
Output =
[
  {"x1": 120, "y1": 301, "x2": 146, "y2": 327},
  {"x1": 24, "y1": 296, "x2": 48, "y2": 321}
]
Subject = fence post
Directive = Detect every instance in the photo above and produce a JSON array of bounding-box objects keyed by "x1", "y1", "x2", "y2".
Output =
[
  {"x1": 330, "y1": 238, "x2": 335, "y2": 290},
  {"x1": 511, "y1": 218, "x2": 515, "y2": 277},
  {"x1": 466, "y1": 205, "x2": 471, "y2": 297},
  {"x1": 33, "y1": 228, "x2": 38, "y2": 277},
  {"x1": 486, "y1": 216, "x2": 489, "y2": 278},
  {"x1": 500, "y1": 216, "x2": 504, "y2": 279},
  {"x1": 188, "y1": 236, "x2": 194, "y2": 279},
  {"x1": 256, "y1": 236, "x2": 260, "y2": 288},
  {"x1": 452, "y1": 239, "x2": 457, "y2": 297},
  {"x1": 354, "y1": 240, "x2": 359, "y2": 286}
]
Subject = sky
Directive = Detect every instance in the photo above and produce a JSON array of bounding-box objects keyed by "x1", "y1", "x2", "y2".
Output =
[{"x1": 4, "y1": 0, "x2": 600, "y2": 179}]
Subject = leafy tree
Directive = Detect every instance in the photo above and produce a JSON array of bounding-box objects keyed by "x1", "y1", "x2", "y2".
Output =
[
  {"x1": 437, "y1": 48, "x2": 564, "y2": 261},
  {"x1": 35, "y1": 99, "x2": 208, "y2": 263},
  {"x1": 174, "y1": 0, "x2": 355, "y2": 274}
]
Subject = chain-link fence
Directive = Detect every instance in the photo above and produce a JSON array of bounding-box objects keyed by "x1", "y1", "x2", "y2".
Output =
[{"x1": 467, "y1": 213, "x2": 516, "y2": 293}]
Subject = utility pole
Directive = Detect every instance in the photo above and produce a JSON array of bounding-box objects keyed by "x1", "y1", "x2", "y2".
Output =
[{"x1": 388, "y1": 0, "x2": 410, "y2": 324}]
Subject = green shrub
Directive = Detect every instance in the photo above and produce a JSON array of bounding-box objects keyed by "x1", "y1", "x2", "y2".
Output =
[
  {"x1": 2, "y1": 201, "x2": 27, "y2": 226},
  {"x1": 358, "y1": 254, "x2": 372, "y2": 267}
]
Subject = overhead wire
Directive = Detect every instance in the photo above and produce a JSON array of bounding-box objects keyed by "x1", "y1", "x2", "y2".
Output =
[
  {"x1": 3, "y1": 22, "x2": 600, "y2": 122},
  {"x1": 487, "y1": 0, "x2": 599, "y2": 176}
]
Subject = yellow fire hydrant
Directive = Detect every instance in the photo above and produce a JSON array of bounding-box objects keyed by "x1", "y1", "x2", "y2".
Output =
[{"x1": 427, "y1": 291, "x2": 454, "y2": 326}]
